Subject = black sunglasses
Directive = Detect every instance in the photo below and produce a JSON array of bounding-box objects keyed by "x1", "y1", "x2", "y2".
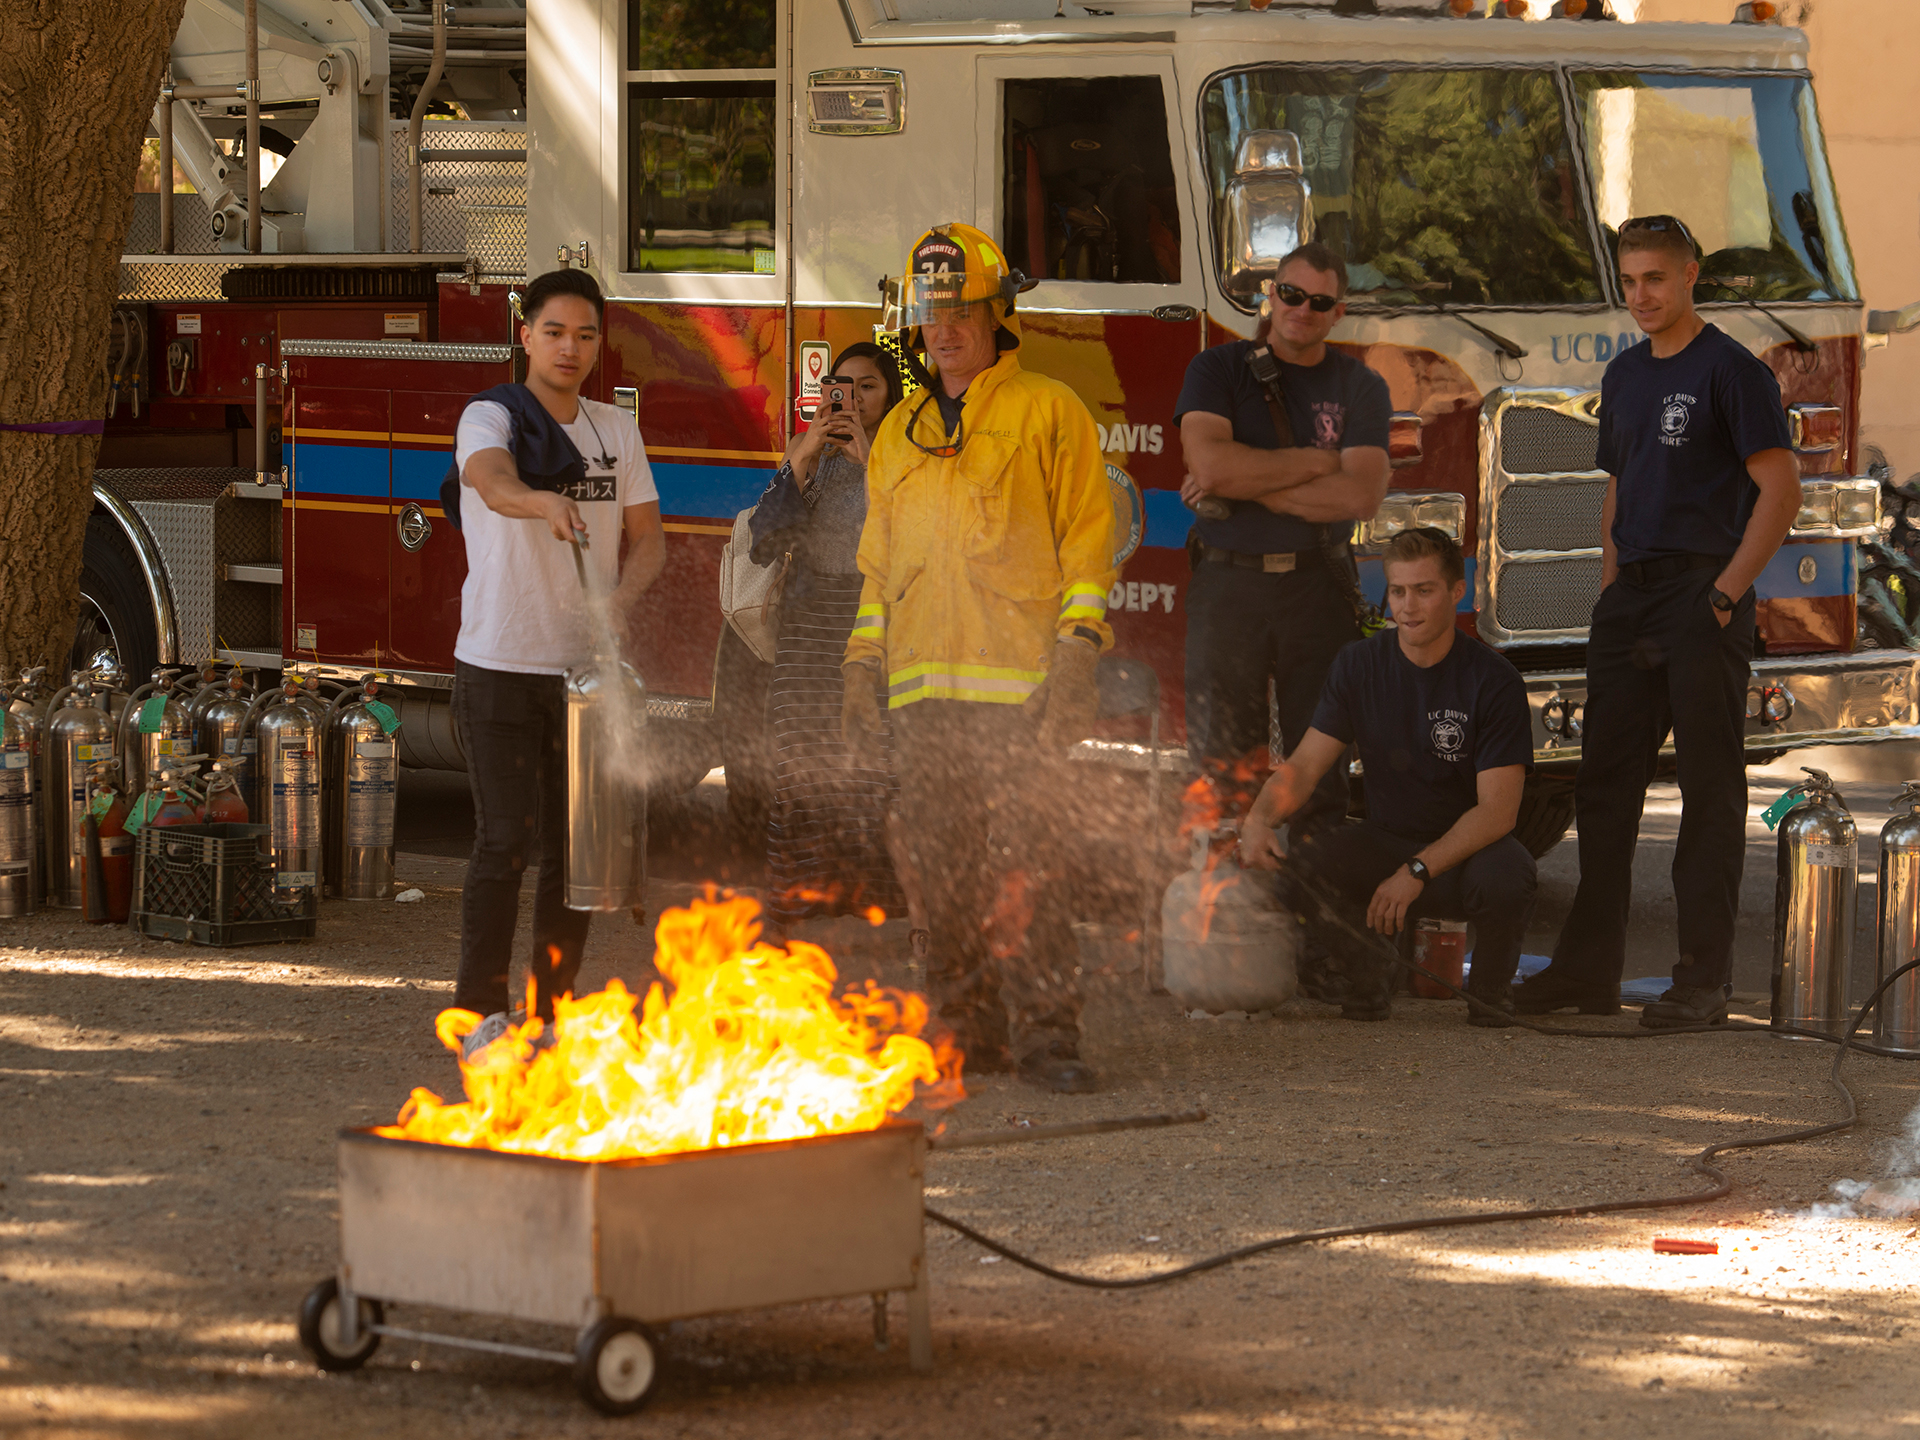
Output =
[
  {"x1": 1273, "y1": 282, "x2": 1340, "y2": 314},
  {"x1": 1619, "y1": 214, "x2": 1698, "y2": 250},
  {"x1": 904, "y1": 391, "x2": 964, "y2": 459}
]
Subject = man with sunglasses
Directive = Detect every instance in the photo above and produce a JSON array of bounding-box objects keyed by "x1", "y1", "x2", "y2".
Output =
[
  {"x1": 1175, "y1": 243, "x2": 1392, "y2": 839},
  {"x1": 1514, "y1": 214, "x2": 1798, "y2": 1029},
  {"x1": 843, "y1": 223, "x2": 1116, "y2": 1094}
]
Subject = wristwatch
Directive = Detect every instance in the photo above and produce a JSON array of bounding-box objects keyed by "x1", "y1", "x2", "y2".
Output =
[
  {"x1": 1710, "y1": 587, "x2": 1736, "y2": 613},
  {"x1": 1406, "y1": 858, "x2": 1432, "y2": 884}
]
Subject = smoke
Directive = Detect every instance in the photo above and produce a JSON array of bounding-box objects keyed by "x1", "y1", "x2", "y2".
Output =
[{"x1": 1808, "y1": 1097, "x2": 1920, "y2": 1219}]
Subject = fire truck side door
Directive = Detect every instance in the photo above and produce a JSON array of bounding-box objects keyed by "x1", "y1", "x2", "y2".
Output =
[
  {"x1": 286, "y1": 386, "x2": 392, "y2": 667},
  {"x1": 974, "y1": 54, "x2": 1205, "y2": 724},
  {"x1": 387, "y1": 392, "x2": 468, "y2": 673}
]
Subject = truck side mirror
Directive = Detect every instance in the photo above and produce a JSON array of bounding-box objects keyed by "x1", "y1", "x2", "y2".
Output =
[
  {"x1": 1867, "y1": 301, "x2": 1920, "y2": 336},
  {"x1": 1219, "y1": 129, "x2": 1314, "y2": 303}
]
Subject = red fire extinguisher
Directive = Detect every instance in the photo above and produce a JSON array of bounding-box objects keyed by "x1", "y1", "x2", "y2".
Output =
[
  {"x1": 83, "y1": 768, "x2": 133, "y2": 925},
  {"x1": 202, "y1": 762, "x2": 250, "y2": 824}
]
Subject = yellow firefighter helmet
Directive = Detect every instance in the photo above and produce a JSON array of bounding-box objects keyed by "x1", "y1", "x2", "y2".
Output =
[{"x1": 879, "y1": 222, "x2": 1034, "y2": 345}]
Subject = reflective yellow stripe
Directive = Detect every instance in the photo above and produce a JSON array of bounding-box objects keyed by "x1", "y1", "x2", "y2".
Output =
[
  {"x1": 1060, "y1": 605, "x2": 1105, "y2": 622},
  {"x1": 892, "y1": 686, "x2": 1030, "y2": 708},
  {"x1": 851, "y1": 603, "x2": 886, "y2": 639},
  {"x1": 888, "y1": 661, "x2": 1046, "y2": 685},
  {"x1": 1060, "y1": 585, "x2": 1108, "y2": 623}
]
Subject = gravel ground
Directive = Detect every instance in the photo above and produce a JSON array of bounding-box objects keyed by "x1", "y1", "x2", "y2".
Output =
[{"x1": 7, "y1": 834, "x2": 1920, "y2": 1440}]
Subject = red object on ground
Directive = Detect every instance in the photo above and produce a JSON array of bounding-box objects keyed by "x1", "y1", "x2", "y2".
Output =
[
  {"x1": 87, "y1": 790, "x2": 133, "y2": 925},
  {"x1": 1652, "y1": 1238, "x2": 1719, "y2": 1255},
  {"x1": 1410, "y1": 918, "x2": 1468, "y2": 999}
]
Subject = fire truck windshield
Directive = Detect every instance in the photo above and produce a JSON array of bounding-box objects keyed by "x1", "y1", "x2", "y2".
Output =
[
  {"x1": 1201, "y1": 66, "x2": 1601, "y2": 311},
  {"x1": 1570, "y1": 71, "x2": 1857, "y2": 305}
]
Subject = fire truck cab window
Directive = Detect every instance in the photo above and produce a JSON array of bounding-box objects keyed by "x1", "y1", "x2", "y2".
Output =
[
  {"x1": 1572, "y1": 71, "x2": 1857, "y2": 304},
  {"x1": 1002, "y1": 76, "x2": 1180, "y2": 285},
  {"x1": 1202, "y1": 67, "x2": 1600, "y2": 308},
  {"x1": 626, "y1": 81, "x2": 776, "y2": 275},
  {"x1": 628, "y1": 0, "x2": 774, "y2": 71}
]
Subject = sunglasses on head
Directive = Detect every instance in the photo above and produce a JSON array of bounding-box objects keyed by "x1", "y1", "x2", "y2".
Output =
[
  {"x1": 1619, "y1": 214, "x2": 1698, "y2": 249},
  {"x1": 1271, "y1": 281, "x2": 1340, "y2": 313}
]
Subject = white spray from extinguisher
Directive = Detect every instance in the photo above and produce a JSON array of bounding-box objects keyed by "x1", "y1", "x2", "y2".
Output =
[{"x1": 568, "y1": 535, "x2": 646, "y2": 787}]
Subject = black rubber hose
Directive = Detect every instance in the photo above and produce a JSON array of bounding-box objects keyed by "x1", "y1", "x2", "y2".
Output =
[{"x1": 925, "y1": 956, "x2": 1920, "y2": 1291}]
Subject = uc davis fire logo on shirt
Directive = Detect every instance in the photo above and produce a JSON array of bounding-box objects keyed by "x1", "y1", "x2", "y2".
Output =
[
  {"x1": 1431, "y1": 715, "x2": 1465, "y2": 758},
  {"x1": 1659, "y1": 393, "x2": 1696, "y2": 447}
]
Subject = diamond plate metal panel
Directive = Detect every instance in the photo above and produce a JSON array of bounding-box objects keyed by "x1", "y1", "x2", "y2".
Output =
[
  {"x1": 1499, "y1": 407, "x2": 1600, "y2": 477},
  {"x1": 128, "y1": 498, "x2": 220, "y2": 665},
  {"x1": 124, "y1": 192, "x2": 220, "y2": 256},
  {"x1": 1494, "y1": 478, "x2": 1610, "y2": 553},
  {"x1": 282, "y1": 339, "x2": 511, "y2": 363},
  {"x1": 388, "y1": 122, "x2": 526, "y2": 275},
  {"x1": 95, "y1": 468, "x2": 247, "y2": 504},
  {"x1": 1494, "y1": 556, "x2": 1604, "y2": 634},
  {"x1": 117, "y1": 262, "x2": 232, "y2": 303}
]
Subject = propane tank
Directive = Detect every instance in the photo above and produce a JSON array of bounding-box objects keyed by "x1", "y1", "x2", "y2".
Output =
[
  {"x1": 564, "y1": 658, "x2": 647, "y2": 911},
  {"x1": 118, "y1": 668, "x2": 196, "y2": 791},
  {"x1": 1874, "y1": 781, "x2": 1920, "y2": 1055},
  {"x1": 82, "y1": 762, "x2": 132, "y2": 925},
  {"x1": 43, "y1": 675, "x2": 120, "y2": 909},
  {"x1": 1160, "y1": 827, "x2": 1298, "y2": 1014},
  {"x1": 1, "y1": 704, "x2": 35, "y2": 917},
  {"x1": 1771, "y1": 766, "x2": 1857, "y2": 1038},
  {"x1": 246, "y1": 685, "x2": 322, "y2": 894},
  {"x1": 197, "y1": 672, "x2": 256, "y2": 796},
  {"x1": 323, "y1": 677, "x2": 400, "y2": 900}
]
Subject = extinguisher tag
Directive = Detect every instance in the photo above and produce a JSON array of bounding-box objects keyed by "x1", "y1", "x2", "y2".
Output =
[
  {"x1": 2, "y1": 751, "x2": 27, "y2": 769},
  {"x1": 125, "y1": 793, "x2": 162, "y2": 836},
  {"x1": 363, "y1": 700, "x2": 401, "y2": 735},
  {"x1": 1805, "y1": 843, "x2": 1855, "y2": 868},
  {"x1": 1759, "y1": 792, "x2": 1798, "y2": 831},
  {"x1": 88, "y1": 791, "x2": 112, "y2": 819},
  {"x1": 137, "y1": 696, "x2": 169, "y2": 734}
]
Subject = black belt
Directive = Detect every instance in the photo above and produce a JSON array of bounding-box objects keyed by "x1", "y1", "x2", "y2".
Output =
[
  {"x1": 1616, "y1": 553, "x2": 1726, "y2": 587},
  {"x1": 1197, "y1": 544, "x2": 1325, "y2": 574}
]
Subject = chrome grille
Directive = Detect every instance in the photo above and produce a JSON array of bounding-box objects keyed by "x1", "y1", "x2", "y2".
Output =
[
  {"x1": 1499, "y1": 407, "x2": 1599, "y2": 476},
  {"x1": 1493, "y1": 556, "x2": 1604, "y2": 634},
  {"x1": 1494, "y1": 478, "x2": 1609, "y2": 553},
  {"x1": 387, "y1": 121, "x2": 526, "y2": 276}
]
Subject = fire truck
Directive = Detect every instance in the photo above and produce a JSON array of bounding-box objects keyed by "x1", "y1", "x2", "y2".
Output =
[{"x1": 92, "y1": 0, "x2": 1920, "y2": 853}]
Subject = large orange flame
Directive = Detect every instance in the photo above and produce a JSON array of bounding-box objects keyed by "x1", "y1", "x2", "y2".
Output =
[{"x1": 378, "y1": 892, "x2": 962, "y2": 1160}]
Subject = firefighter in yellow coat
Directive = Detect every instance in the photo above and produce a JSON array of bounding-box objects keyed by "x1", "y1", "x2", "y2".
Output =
[{"x1": 842, "y1": 223, "x2": 1117, "y2": 1094}]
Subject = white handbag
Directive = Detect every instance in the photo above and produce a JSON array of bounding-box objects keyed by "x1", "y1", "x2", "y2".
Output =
[{"x1": 718, "y1": 504, "x2": 789, "y2": 664}]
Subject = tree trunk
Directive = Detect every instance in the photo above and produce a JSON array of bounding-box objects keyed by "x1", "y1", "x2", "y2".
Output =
[{"x1": 0, "y1": 2, "x2": 186, "y2": 679}]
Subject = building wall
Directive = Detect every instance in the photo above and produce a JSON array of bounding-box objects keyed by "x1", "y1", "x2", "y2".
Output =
[{"x1": 1630, "y1": 0, "x2": 1920, "y2": 482}]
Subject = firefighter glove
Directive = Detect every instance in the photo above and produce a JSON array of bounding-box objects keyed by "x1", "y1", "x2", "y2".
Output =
[
  {"x1": 841, "y1": 660, "x2": 885, "y2": 770},
  {"x1": 1027, "y1": 636, "x2": 1101, "y2": 752}
]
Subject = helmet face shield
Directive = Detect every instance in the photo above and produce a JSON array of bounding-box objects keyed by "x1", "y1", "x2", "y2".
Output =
[{"x1": 881, "y1": 272, "x2": 994, "y2": 334}]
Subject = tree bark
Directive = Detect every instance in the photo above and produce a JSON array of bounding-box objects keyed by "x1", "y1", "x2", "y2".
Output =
[{"x1": 0, "y1": 1, "x2": 186, "y2": 678}]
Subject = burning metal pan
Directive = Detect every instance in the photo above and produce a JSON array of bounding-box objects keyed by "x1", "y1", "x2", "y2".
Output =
[{"x1": 298, "y1": 1121, "x2": 930, "y2": 1414}]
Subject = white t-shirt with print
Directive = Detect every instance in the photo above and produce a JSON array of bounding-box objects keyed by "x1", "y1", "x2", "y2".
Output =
[{"x1": 452, "y1": 396, "x2": 658, "y2": 675}]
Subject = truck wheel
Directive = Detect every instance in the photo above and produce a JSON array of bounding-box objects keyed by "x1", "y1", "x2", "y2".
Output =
[
  {"x1": 1514, "y1": 775, "x2": 1577, "y2": 859},
  {"x1": 73, "y1": 514, "x2": 159, "y2": 681}
]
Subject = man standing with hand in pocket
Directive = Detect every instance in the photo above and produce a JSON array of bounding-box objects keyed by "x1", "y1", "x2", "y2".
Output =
[{"x1": 1513, "y1": 215, "x2": 1799, "y2": 1029}]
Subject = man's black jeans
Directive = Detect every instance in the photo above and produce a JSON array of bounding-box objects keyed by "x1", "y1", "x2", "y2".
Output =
[
  {"x1": 1551, "y1": 568, "x2": 1755, "y2": 993},
  {"x1": 452, "y1": 660, "x2": 590, "y2": 1020},
  {"x1": 1283, "y1": 820, "x2": 1538, "y2": 1009},
  {"x1": 1184, "y1": 558, "x2": 1358, "y2": 834}
]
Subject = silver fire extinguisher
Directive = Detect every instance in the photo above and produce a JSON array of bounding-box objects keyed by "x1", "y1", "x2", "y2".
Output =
[
  {"x1": 196, "y1": 672, "x2": 256, "y2": 797},
  {"x1": 0, "y1": 704, "x2": 35, "y2": 917},
  {"x1": 5, "y1": 668, "x2": 52, "y2": 905},
  {"x1": 1771, "y1": 767, "x2": 1857, "y2": 1037},
  {"x1": 564, "y1": 658, "x2": 647, "y2": 912},
  {"x1": 246, "y1": 684, "x2": 322, "y2": 894},
  {"x1": 118, "y1": 667, "x2": 196, "y2": 792},
  {"x1": 42, "y1": 675, "x2": 121, "y2": 910},
  {"x1": 1875, "y1": 780, "x2": 1920, "y2": 1055},
  {"x1": 323, "y1": 677, "x2": 400, "y2": 900}
]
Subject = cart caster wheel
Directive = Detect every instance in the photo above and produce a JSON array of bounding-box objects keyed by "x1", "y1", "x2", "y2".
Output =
[
  {"x1": 297, "y1": 1278, "x2": 384, "y2": 1372},
  {"x1": 574, "y1": 1317, "x2": 658, "y2": 1416}
]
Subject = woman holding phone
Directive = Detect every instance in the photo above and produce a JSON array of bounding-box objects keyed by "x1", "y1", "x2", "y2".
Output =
[{"x1": 749, "y1": 343, "x2": 916, "y2": 933}]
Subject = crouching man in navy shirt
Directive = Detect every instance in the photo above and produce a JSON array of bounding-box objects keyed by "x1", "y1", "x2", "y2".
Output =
[
  {"x1": 1513, "y1": 215, "x2": 1797, "y2": 1030},
  {"x1": 1238, "y1": 529, "x2": 1536, "y2": 1026}
]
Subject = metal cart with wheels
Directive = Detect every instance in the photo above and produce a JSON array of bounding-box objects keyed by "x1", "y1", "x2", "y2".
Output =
[{"x1": 297, "y1": 1123, "x2": 932, "y2": 1415}]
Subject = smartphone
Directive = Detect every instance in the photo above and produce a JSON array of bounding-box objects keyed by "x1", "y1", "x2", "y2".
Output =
[{"x1": 821, "y1": 375, "x2": 853, "y2": 414}]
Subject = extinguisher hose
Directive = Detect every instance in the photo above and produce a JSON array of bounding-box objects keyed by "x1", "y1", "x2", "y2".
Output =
[{"x1": 924, "y1": 927, "x2": 1920, "y2": 1291}]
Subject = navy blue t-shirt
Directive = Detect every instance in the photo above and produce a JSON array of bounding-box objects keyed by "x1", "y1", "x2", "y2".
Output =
[
  {"x1": 1596, "y1": 323, "x2": 1791, "y2": 565},
  {"x1": 1311, "y1": 628, "x2": 1534, "y2": 844},
  {"x1": 1173, "y1": 340, "x2": 1392, "y2": 554}
]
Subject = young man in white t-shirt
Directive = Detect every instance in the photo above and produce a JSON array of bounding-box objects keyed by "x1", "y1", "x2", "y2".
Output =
[{"x1": 450, "y1": 267, "x2": 663, "y2": 1034}]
